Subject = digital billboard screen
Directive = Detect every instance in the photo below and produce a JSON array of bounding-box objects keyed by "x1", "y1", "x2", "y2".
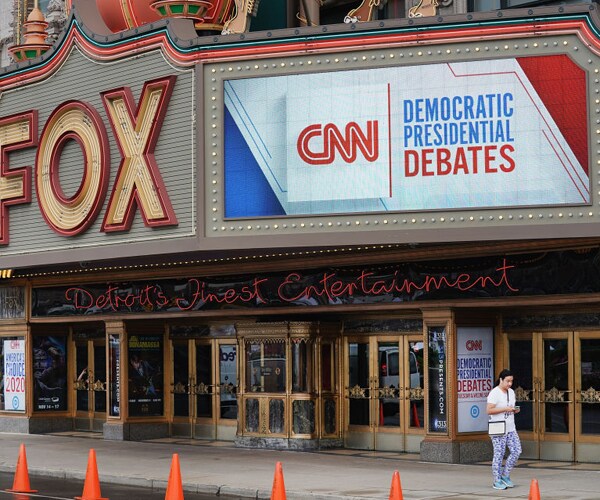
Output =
[{"x1": 224, "y1": 55, "x2": 588, "y2": 218}]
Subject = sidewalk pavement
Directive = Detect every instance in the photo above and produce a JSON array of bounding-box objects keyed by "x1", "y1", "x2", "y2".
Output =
[{"x1": 0, "y1": 432, "x2": 599, "y2": 499}]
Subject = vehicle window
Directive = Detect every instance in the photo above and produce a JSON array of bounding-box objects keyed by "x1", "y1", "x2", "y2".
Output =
[
  {"x1": 379, "y1": 352, "x2": 387, "y2": 376},
  {"x1": 410, "y1": 352, "x2": 418, "y2": 374},
  {"x1": 388, "y1": 352, "x2": 399, "y2": 376}
]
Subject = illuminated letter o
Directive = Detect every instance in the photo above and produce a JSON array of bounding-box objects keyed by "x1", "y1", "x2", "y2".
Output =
[{"x1": 36, "y1": 101, "x2": 109, "y2": 235}]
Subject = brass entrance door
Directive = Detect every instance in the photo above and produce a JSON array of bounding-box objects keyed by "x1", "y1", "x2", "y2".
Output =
[
  {"x1": 237, "y1": 328, "x2": 340, "y2": 444},
  {"x1": 170, "y1": 339, "x2": 238, "y2": 440},
  {"x1": 575, "y1": 333, "x2": 600, "y2": 462},
  {"x1": 74, "y1": 339, "x2": 107, "y2": 432},
  {"x1": 344, "y1": 336, "x2": 424, "y2": 452},
  {"x1": 508, "y1": 331, "x2": 600, "y2": 461}
]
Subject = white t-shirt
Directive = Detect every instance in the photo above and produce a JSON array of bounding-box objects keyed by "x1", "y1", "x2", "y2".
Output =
[{"x1": 487, "y1": 386, "x2": 516, "y2": 433}]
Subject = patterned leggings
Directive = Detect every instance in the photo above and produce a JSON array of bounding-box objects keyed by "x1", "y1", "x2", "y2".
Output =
[{"x1": 491, "y1": 431, "x2": 522, "y2": 481}]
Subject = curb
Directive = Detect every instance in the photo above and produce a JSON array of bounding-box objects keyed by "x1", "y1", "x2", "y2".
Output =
[{"x1": 1, "y1": 465, "x2": 372, "y2": 500}]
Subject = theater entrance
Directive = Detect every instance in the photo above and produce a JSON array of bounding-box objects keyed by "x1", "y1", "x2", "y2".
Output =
[
  {"x1": 235, "y1": 322, "x2": 341, "y2": 447},
  {"x1": 170, "y1": 338, "x2": 238, "y2": 440},
  {"x1": 508, "y1": 331, "x2": 600, "y2": 462},
  {"x1": 73, "y1": 334, "x2": 107, "y2": 432},
  {"x1": 344, "y1": 335, "x2": 425, "y2": 452}
]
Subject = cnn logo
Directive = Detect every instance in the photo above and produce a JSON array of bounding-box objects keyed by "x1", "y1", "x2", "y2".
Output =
[
  {"x1": 466, "y1": 340, "x2": 483, "y2": 351},
  {"x1": 297, "y1": 120, "x2": 379, "y2": 165}
]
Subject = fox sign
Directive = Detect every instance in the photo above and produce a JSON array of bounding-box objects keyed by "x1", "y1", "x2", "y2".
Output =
[
  {"x1": 0, "y1": 76, "x2": 177, "y2": 244},
  {"x1": 223, "y1": 54, "x2": 589, "y2": 218},
  {"x1": 0, "y1": 47, "x2": 195, "y2": 262}
]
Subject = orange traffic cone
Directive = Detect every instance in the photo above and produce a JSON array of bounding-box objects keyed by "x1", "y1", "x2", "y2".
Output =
[
  {"x1": 412, "y1": 402, "x2": 421, "y2": 428},
  {"x1": 6, "y1": 443, "x2": 37, "y2": 493},
  {"x1": 528, "y1": 478, "x2": 541, "y2": 500},
  {"x1": 389, "y1": 470, "x2": 403, "y2": 500},
  {"x1": 270, "y1": 461, "x2": 286, "y2": 500},
  {"x1": 75, "y1": 449, "x2": 108, "y2": 500},
  {"x1": 165, "y1": 453, "x2": 184, "y2": 500}
]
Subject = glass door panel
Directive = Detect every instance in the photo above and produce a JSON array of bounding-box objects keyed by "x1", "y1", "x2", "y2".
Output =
[
  {"x1": 321, "y1": 342, "x2": 335, "y2": 393},
  {"x1": 408, "y1": 340, "x2": 425, "y2": 429},
  {"x1": 93, "y1": 343, "x2": 106, "y2": 414},
  {"x1": 543, "y1": 338, "x2": 571, "y2": 434},
  {"x1": 246, "y1": 341, "x2": 286, "y2": 394},
  {"x1": 508, "y1": 332, "x2": 574, "y2": 461},
  {"x1": 218, "y1": 343, "x2": 238, "y2": 420},
  {"x1": 348, "y1": 341, "x2": 370, "y2": 427},
  {"x1": 195, "y1": 343, "x2": 213, "y2": 419},
  {"x1": 171, "y1": 338, "x2": 238, "y2": 440},
  {"x1": 172, "y1": 341, "x2": 189, "y2": 418},
  {"x1": 579, "y1": 338, "x2": 600, "y2": 435},
  {"x1": 292, "y1": 340, "x2": 312, "y2": 393},
  {"x1": 509, "y1": 339, "x2": 534, "y2": 432},
  {"x1": 237, "y1": 330, "x2": 325, "y2": 442},
  {"x1": 574, "y1": 334, "x2": 600, "y2": 462},
  {"x1": 320, "y1": 340, "x2": 338, "y2": 437},
  {"x1": 75, "y1": 343, "x2": 89, "y2": 413},
  {"x1": 378, "y1": 341, "x2": 400, "y2": 428},
  {"x1": 242, "y1": 338, "x2": 288, "y2": 438},
  {"x1": 73, "y1": 338, "x2": 106, "y2": 432},
  {"x1": 345, "y1": 336, "x2": 422, "y2": 451}
]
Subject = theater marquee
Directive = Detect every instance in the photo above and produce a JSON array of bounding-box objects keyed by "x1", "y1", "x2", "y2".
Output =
[
  {"x1": 222, "y1": 56, "x2": 587, "y2": 216},
  {"x1": 4, "y1": 6, "x2": 600, "y2": 268},
  {"x1": 205, "y1": 19, "x2": 600, "y2": 247}
]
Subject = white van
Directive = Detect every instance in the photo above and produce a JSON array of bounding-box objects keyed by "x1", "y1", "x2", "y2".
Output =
[{"x1": 379, "y1": 347, "x2": 421, "y2": 390}]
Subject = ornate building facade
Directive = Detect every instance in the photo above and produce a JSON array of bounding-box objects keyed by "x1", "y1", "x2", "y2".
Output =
[
  {"x1": 0, "y1": 0, "x2": 67, "y2": 67},
  {"x1": 1, "y1": 0, "x2": 599, "y2": 466}
]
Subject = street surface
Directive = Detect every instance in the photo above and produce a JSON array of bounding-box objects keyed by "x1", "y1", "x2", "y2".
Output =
[
  {"x1": 0, "y1": 472, "x2": 235, "y2": 500},
  {"x1": 1, "y1": 433, "x2": 600, "y2": 499}
]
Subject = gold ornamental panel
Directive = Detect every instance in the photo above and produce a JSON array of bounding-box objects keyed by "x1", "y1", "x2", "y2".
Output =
[
  {"x1": 544, "y1": 386, "x2": 567, "y2": 403},
  {"x1": 288, "y1": 321, "x2": 318, "y2": 337},
  {"x1": 291, "y1": 337, "x2": 313, "y2": 344},
  {"x1": 172, "y1": 381, "x2": 187, "y2": 394},
  {"x1": 92, "y1": 380, "x2": 106, "y2": 391},
  {"x1": 409, "y1": 387, "x2": 424, "y2": 401},
  {"x1": 348, "y1": 385, "x2": 367, "y2": 399},
  {"x1": 195, "y1": 382, "x2": 211, "y2": 395},
  {"x1": 580, "y1": 387, "x2": 600, "y2": 404},
  {"x1": 260, "y1": 398, "x2": 269, "y2": 434},
  {"x1": 244, "y1": 337, "x2": 286, "y2": 344},
  {"x1": 377, "y1": 386, "x2": 398, "y2": 399},
  {"x1": 221, "y1": 382, "x2": 236, "y2": 395},
  {"x1": 514, "y1": 386, "x2": 532, "y2": 402},
  {"x1": 73, "y1": 379, "x2": 87, "y2": 391}
]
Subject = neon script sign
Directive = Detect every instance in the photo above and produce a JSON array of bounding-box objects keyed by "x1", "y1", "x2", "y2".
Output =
[
  {"x1": 49, "y1": 259, "x2": 518, "y2": 315},
  {"x1": 0, "y1": 76, "x2": 177, "y2": 244}
]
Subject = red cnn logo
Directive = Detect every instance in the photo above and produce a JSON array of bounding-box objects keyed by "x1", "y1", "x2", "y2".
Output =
[
  {"x1": 466, "y1": 340, "x2": 483, "y2": 351},
  {"x1": 297, "y1": 121, "x2": 379, "y2": 165}
]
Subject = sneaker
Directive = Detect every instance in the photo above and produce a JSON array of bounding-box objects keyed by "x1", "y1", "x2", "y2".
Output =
[
  {"x1": 493, "y1": 479, "x2": 507, "y2": 490},
  {"x1": 501, "y1": 476, "x2": 514, "y2": 488}
]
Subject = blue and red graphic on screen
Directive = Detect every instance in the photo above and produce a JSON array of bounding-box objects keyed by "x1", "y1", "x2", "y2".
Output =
[{"x1": 224, "y1": 54, "x2": 588, "y2": 218}]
